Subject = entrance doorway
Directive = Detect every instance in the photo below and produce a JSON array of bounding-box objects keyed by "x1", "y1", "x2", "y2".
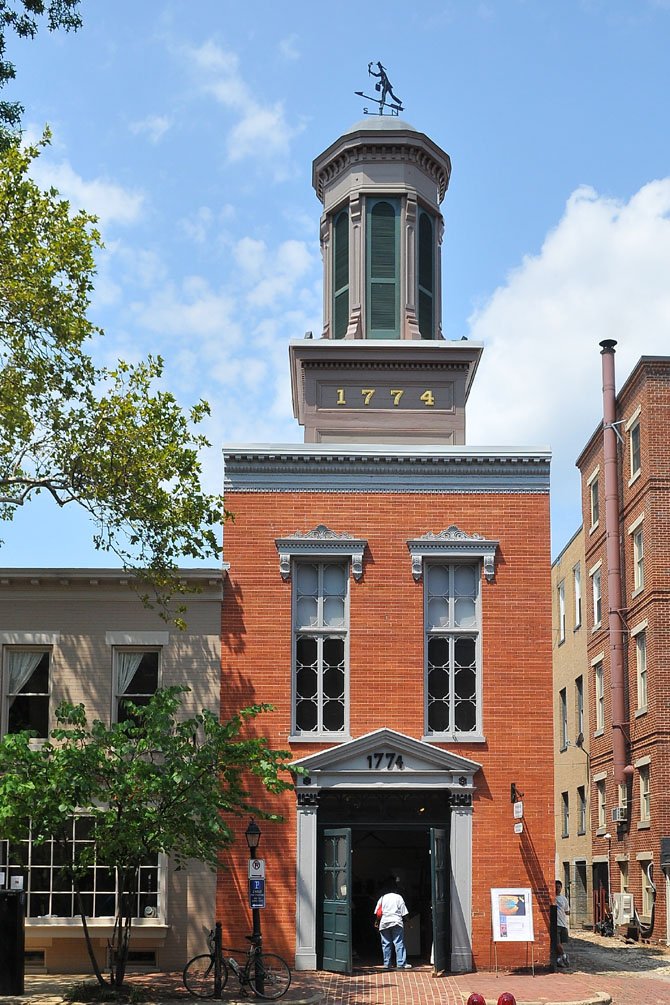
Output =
[{"x1": 318, "y1": 790, "x2": 450, "y2": 973}]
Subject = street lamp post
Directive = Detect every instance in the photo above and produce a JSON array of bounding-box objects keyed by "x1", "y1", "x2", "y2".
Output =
[{"x1": 245, "y1": 818, "x2": 263, "y2": 994}]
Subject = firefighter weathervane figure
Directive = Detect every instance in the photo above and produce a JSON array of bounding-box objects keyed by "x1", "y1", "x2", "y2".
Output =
[{"x1": 355, "y1": 61, "x2": 404, "y2": 116}]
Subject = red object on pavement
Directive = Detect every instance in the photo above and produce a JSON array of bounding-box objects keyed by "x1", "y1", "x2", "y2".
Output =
[
  {"x1": 466, "y1": 995, "x2": 486, "y2": 1005},
  {"x1": 497, "y1": 995, "x2": 517, "y2": 1005}
]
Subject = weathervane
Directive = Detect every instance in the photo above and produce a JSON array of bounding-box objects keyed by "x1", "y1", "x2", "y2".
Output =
[{"x1": 355, "y1": 61, "x2": 404, "y2": 116}]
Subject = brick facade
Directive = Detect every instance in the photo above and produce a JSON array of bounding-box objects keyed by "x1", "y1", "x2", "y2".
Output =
[
  {"x1": 576, "y1": 354, "x2": 670, "y2": 940},
  {"x1": 220, "y1": 478, "x2": 555, "y2": 970}
]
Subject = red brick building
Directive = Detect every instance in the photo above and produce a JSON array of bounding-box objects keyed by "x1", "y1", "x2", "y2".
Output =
[
  {"x1": 576, "y1": 346, "x2": 670, "y2": 942},
  {"x1": 220, "y1": 115, "x2": 554, "y2": 974}
]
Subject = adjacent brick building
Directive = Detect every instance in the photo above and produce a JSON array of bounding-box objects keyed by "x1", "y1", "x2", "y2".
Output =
[
  {"x1": 220, "y1": 115, "x2": 555, "y2": 973},
  {"x1": 576, "y1": 348, "x2": 670, "y2": 942}
]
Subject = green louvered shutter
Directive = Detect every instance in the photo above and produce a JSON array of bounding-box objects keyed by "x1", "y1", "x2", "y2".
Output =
[
  {"x1": 367, "y1": 199, "x2": 399, "y2": 338},
  {"x1": 333, "y1": 210, "x2": 349, "y2": 340},
  {"x1": 418, "y1": 211, "x2": 434, "y2": 339}
]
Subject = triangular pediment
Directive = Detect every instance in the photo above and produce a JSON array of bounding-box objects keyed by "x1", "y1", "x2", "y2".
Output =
[{"x1": 291, "y1": 728, "x2": 481, "y2": 786}]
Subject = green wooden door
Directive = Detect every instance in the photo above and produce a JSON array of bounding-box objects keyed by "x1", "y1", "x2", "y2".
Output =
[
  {"x1": 321, "y1": 828, "x2": 352, "y2": 973},
  {"x1": 430, "y1": 826, "x2": 450, "y2": 973}
]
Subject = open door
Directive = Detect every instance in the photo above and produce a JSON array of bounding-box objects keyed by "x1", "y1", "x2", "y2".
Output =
[
  {"x1": 430, "y1": 826, "x2": 450, "y2": 973},
  {"x1": 321, "y1": 828, "x2": 352, "y2": 973}
]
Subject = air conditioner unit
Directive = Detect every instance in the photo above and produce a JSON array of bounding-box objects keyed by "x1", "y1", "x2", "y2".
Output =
[
  {"x1": 611, "y1": 892, "x2": 634, "y2": 925},
  {"x1": 612, "y1": 806, "x2": 628, "y2": 823}
]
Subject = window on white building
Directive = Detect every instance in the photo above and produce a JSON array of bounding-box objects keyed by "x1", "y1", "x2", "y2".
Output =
[
  {"x1": 425, "y1": 563, "x2": 480, "y2": 737},
  {"x1": 573, "y1": 564, "x2": 582, "y2": 628},
  {"x1": 114, "y1": 650, "x2": 159, "y2": 724},
  {"x1": 558, "y1": 580, "x2": 566, "y2": 644},
  {"x1": 595, "y1": 661, "x2": 605, "y2": 732},
  {"x1": 577, "y1": 785, "x2": 587, "y2": 834},
  {"x1": 561, "y1": 792, "x2": 569, "y2": 837},
  {"x1": 0, "y1": 819, "x2": 160, "y2": 920},
  {"x1": 559, "y1": 688, "x2": 568, "y2": 750},
  {"x1": 293, "y1": 562, "x2": 347, "y2": 736},
  {"x1": 4, "y1": 650, "x2": 50, "y2": 738},
  {"x1": 575, "y1": 675, "x2": 584, "y2": 737}
]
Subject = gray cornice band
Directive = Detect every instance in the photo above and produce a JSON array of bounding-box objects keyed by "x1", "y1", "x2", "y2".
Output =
[{"x1": 223, "y1": 446, "x2": 551, "y2": 494}]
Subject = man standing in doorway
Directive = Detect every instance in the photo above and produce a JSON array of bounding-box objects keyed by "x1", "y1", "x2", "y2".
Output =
[
  {"x1": 555, "y1": 879, "x2": 571, "y2": 967},
  {"x1": 374, "y1": 878, "x2": 412, "y2": 969}
]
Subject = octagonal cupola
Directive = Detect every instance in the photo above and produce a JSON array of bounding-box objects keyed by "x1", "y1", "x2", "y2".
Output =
[{"x1": 312, "y1": 117, "x2": 451, "y2": 341}]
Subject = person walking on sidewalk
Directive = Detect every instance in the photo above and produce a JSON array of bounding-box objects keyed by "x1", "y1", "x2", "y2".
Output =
[
  {"x1": 374, "y1": 877, "x2": 412, "y2": 970},
  {"x1": 555, "y1": 879, "x2": 571, "y2": 967}
]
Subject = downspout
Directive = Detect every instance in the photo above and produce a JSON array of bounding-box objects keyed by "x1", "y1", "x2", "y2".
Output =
[{"x1": 599, "y1": 340, "x2": 628, "y2": 786}]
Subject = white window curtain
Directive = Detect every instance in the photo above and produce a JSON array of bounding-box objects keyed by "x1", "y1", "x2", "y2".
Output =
[
  {"x1": 116, "y1": 652, "x2": 143, "y2": 696},
  {"x1": 7, "y1": 651, "x2": 43, "y2": 707}
]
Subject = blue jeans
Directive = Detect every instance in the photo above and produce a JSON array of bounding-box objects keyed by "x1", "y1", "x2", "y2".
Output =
[{"x1": 380, "y1": 924, "x2": 406, "y2": 967}]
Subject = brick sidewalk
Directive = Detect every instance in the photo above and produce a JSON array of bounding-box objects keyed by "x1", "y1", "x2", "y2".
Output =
[{"x1": 11, "y1": 963, "x2": 670, "y2": 1005}]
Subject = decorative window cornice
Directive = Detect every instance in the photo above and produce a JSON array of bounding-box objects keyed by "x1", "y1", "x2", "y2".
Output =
[
  {"x1": 275, "y1": 525, "x2": 367, "y2": 581},
  {"x1": 407, "y1": 525, "x2": 498, "y2": 582}
]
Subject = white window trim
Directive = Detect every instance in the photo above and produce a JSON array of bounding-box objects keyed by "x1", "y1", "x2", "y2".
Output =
[
  {"x1": 289, "y1": 559, "x2": 351, "y2": 743},
  {"x1": 0, "y1": 632, "x2": 60, "y2": 645},
  {"x1": 573, "y1": 564, "x2": 582, "y2": 629},
  {"x1": 634, "y1": 755, "x2": 651, "y2": 768},
  {"x1": 590, "y1": 563, "x2": 603, "y2": 630},
  {"x1": 105, "y1": 632, "x2": 169, "y2": 646},
  {"x1": 594, "y1": 662, "x2": 605, "y2": 733},
  {"x1": 634, "y1": 629, "x2": 647, "y2": 714},
  {"x1": 627, "y1": 408, "x2": 641, "y2": 485},
  {"x1": 587, "y1": 466, "x2": 600, "y2": 532},
  {"x1": 593, "y1": 770, "x2": 608, "y2": 782},
  {"x1": 625, "y1": 405, "x2": 642, "y2": 432},
  {"x1": 558, "y1": 580, "x2": 566, "y2": 644},
  {"x1": 631, "y1": 619, "x2": 648, "y2": 637},
  {"x1": 627, "y1": 512, "x2": 645, "y2": 536}
]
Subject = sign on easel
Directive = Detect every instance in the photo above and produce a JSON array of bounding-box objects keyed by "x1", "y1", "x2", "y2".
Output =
[
  {"x1": 490, "y1": 888, "x2": 534, "y2": 942},
  {"x1": 490, "y1": 887, "x2": 535, "y2": 975}
]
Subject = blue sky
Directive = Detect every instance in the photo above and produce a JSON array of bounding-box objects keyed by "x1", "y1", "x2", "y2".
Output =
[{"x1": 2, "y1": 0, "x2": 670, "y2": 567}]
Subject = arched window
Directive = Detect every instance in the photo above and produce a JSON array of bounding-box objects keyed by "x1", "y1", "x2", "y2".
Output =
[
  {"x1": 332, "y1": 210, "x2": 349, "y2": 340},
  {"x1": 418, "y1": 210, "x2": 435, "y2": 339},
  {"x1": 366, "y1": 198, "x2": 399, "y2": 338}
]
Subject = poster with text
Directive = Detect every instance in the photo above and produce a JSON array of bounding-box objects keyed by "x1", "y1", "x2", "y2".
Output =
[{"x1": 490, "y1": 888, "x2": 534, "y2": 942}]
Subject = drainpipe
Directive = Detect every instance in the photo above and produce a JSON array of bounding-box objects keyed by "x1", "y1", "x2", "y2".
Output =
[{"x1": 599, "y1": 339, "x2": 628, "y2": 786}]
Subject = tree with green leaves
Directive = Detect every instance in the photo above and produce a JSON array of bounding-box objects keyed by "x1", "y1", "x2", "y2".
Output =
[
  {"x1": 1, "y1": 135, "x2": 228, "y2": 616},
  {"x1": 0, "y1": 688, "x2": 294, "y2": 988},
  {"x1": 0, "y1": 1, "x2": 82, "y2": 149}
]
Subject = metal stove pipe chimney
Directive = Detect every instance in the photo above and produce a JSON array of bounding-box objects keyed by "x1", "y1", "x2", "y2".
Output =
[{"x1": 599, "y1": 339, "x2": 627, "y2": 786}]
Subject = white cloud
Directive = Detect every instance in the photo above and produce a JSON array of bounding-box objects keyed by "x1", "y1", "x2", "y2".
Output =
[
  {"x1": 185, "y1": 41, "x2": 302, "y2": 166},
  {"x1": 466, "y1": 177, "x2": 670, "y2": 546},
  {"x1": 279, "y1": 34, "x2": 300, "y2": 61},
  {"x1": 130, "y1": 114, "x2": 172, "y2": 143},
  {"x1": 30, "y1": 158, "x2": 144, "y2": 227}
]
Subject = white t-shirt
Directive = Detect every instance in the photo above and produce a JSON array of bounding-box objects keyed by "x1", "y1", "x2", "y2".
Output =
[
  {"x1": 556, "y1": 893, "x2": 570, "y2": 929},
  {"x1": 375, "y1": 892, "x2": 408, "y2": 930}
]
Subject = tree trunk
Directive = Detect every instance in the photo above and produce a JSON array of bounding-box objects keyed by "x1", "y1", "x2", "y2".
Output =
[{"x1": 75, "y1": 887, "x2": 108, "y2": 987}]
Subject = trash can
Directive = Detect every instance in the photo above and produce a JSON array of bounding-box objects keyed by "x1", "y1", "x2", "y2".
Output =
[{"x1": 0, "y1": 890, "x2": 25, "y2": 995}]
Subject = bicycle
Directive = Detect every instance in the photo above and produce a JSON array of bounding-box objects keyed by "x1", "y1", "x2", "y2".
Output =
[{"x1": 183, "y1": 926, "x2": 291, "y2": 1000}]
